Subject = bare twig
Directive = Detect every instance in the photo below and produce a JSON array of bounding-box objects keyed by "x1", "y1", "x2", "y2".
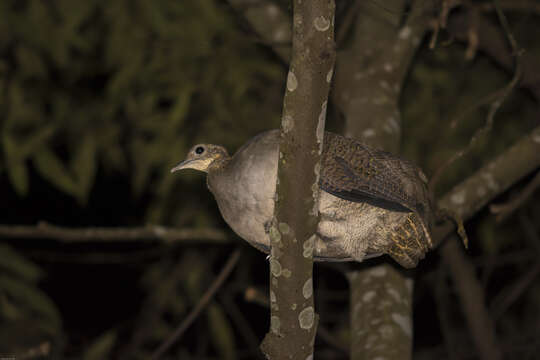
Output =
[
  {"x1": 490, "y1": 261, "x2": 540, "y2": 321},
  {"x1": 441, "y1": 237, "x2": 503, "y2": 360},
  {"x1": 430, "y1": 1, "x2": 523, "y2": 195},
  {"x1": 434, "y1": 125, "x2": 540, "y2": 247},
  {"x1": 449, "y1": 88, "x2": 505, "y2": 130},
  {"x1": 150, "y1": 248, "x2": 242, "y2": 360},
  {"x1": 0, "y1": 222, "x2": 228, "y2": 243},
  {"x1": 490, "y1": 171, "x2": 540, "y2": 222},
  {"x1": 219, "y1": 291, "x2": 264, "y2": 359},
  {"x1": 433, "y1": 267, "x2": 460, "y2": 360},
  {"x1": 518, "y1": 213, "x2": 540, "y2": 254},
  {"x1": 336, "y1": 0, "x2": 361, "y2": 46}
]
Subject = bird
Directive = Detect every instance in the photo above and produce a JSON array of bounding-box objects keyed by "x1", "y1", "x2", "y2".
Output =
[{"x1": 171, "y1": 129, "x2": 436, "y2": 268}]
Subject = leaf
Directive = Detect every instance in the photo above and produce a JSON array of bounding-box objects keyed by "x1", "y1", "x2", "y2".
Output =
[
  {"x1": 82, "y1": 330, "x2": 117, "y2": 360},
  {"x1": 0, "y1": 245, "x2": 43, "y2": 282},
  {"x1": 6, "y1": 160, "x2": 29, "y2": 196},
  {"x1": 0, "y1": 275, "x2": 62, "y2": 332},
  {"x1": 18, "y1": 124, "x2": 57, "y2": 159},
  {"x1": 33, "y1": 148, "x2": 78, "y2": 198},
  {"x1": 71, "y1": 134, "x2": 97, "y2": 204},
  {"x1": 168, "y1": 87, "x2": 192, "y2": 129},
  {"x1": 206, "y1": 304, "x2": 236, "y2": 360},
  {"x1": 15, "y1": 44, "x2": 47, "y2": 78},
  {"x1": 0, "y1": 294, "x2": 22, "y2": 320}
]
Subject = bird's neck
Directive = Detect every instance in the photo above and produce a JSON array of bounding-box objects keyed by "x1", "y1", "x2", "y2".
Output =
[{"x1": 207, "y1": 156, "x2": 230, "y2": 173}]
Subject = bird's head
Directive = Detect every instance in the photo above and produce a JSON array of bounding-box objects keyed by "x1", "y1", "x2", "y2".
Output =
[{"x1": 171, "y1": 144, "x2": 229, "y2": 174}]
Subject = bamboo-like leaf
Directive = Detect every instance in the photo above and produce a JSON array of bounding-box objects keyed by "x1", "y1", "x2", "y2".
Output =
[
  {"x1": 15, "y1": 44, "x2": 47, "y2": 78},
  {"x1": 18, "y1": 124, "x2": 57, "y2": 160},
  {"x1": 33, "y1": 148, "x2": 78, "y2": 197},
  {"x1": 168, "y1": 87, "x2": 192, "y2": 129},
  {"x1": 72, "y1": 134, "x2": 97, "y2": 204},
  {"x1": 0, "y1": 245, "x2": 43, "y2": 282},
  {"x1": 82, "y1": 329, "x2": 117, "y2": 360},
  {"x1": 0, "y1": 294, "x2": 22, "y2": 320},
  {"x1": 206, "y1": 304, "x2": 236, "y2": 360},
  {"x1": 0, "y1": 275, "x2": 62, "y2": 331},
  {"x1": 6, "y1": 160, "x2": 29, "y2": 196}
]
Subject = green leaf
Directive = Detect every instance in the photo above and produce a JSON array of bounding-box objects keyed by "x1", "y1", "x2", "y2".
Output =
[
  {"x1": 15, "y1": 44, "x2": 47, "y2": 78},
  {"x1": 33, "y1": 148, "x2": 78, "y2": 198},
  {"x1": 0, "y1": 275, "x2": 62, "y2": 332},
  {"x1": 0, "y1": 294, "x2": 22, "y2": 320},
  {"x1": 18, "y1": 124, "x2": 57, "y2": 159},
  {"x1": 0, "y1": 245, "x2": 43, "y2": 282},
  {"x1": 82, "y1": 329, "x2": 117, "y2": 360},
  {"x1": 3, "y1": 134, "x2": 28, "y2": 196},
  {"x1": 6, "y1": 160, "x2": 29, "y2": 196},
  {"x1": 168, "y1": 87, "x2": 192, "y2": 128},
  {"x1": 71, "y1": 134, "x2": 97, "y2": 204},
  {"x1": 206, "y1": 304, "x2": 236, "y2": 360}
]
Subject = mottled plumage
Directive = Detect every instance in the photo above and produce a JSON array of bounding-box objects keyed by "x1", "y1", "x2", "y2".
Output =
[{"x1": 172, "y1": 130, "x2": 435, "y2": 268}]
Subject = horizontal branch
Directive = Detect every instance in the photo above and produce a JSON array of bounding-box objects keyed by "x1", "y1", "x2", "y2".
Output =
[
  {"x1": 2, "y1": 126, "x2": 538, "y2": 248},
  {"x1": 0, "y1": 222, "x2": 229, "y2": 243},
  {"x1": 434, "y1": 125, "x2": 540, "y2": 245}
]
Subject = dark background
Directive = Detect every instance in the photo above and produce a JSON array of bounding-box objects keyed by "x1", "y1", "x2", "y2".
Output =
[{"x1": 0, "y1": 1, "x2": 539, "y2": 359}]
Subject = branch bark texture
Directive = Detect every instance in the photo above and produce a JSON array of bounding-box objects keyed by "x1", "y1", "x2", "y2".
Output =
[
  {"x1": 0, "y1": 222, "x2": 228, "y2": 243},
  {"x1": 260, "y1": 0, "x2": 335, "y2": 359},
  {"x1": 337, "y1": 1, "x2": 432, "y2": 359}
]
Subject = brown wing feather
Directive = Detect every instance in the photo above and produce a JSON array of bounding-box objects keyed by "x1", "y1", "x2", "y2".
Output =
[{"x1": 320, "y1": 132, "x2": 430, "y2": 217}]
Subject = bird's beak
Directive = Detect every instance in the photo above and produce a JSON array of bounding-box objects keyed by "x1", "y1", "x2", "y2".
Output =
[{"x1": 170, "y1": 160, "x2": 193, "y2": 173}]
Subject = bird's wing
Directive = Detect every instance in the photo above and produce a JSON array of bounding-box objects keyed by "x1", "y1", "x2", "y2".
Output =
[{"x1": 320, "y1": 133, "x2": 427, "y2": 215}]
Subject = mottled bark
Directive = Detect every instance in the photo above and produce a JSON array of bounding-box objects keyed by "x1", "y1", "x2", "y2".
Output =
[
  {"x1": 336, "y1": 1, "x2": 432, "y2": 359},
  {"x1": 432, "y1": 126, "x2": 540, "y2": 360},
  {"x1": 334, "y1": 0, "x2": 431, "y2": 152},
  {"x1": 348, "y1": 266, "x2": 413, "y2": 358},
  {"x1": 260, "y1": 0, "x2": 335, "y2": 359},
  {"x1": 436, "y1": 126, "x2": 540, "y2": 226},
  {"x1": 227, "y1": 0, "x2": 291, "y2": 62},
  {"x1": 224, "y1": 2, "x2": 540, "y2": 360}
]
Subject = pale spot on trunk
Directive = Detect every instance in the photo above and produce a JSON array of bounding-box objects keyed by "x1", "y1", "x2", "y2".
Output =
[
  {"x1": 299, "y1": 306, "x2": 315, "y2": 329},
  {"x1": 392, "y1": 313, "x2": 412, "y2": 337},
  {"x1": 287, "y1": 71, "x2": 298, "y2": 92},
  {"x1": 313, "y1": 16, "x2": 330, "y2": 31}
]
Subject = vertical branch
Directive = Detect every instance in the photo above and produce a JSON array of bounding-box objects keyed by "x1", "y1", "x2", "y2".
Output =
[
  {"x1": 260, "y1": 0, "x2": 335, "y2": 359},
  {"x1": 348, "y1": 266, "x2": 414, "y2": 359},
  {"x1": 336, "y1": 1, "x2": 433, "y2": 359}
]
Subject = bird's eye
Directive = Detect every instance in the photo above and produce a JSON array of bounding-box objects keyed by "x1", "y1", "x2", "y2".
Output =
[{"x1": 195, "y1": 146, "x2": 205, "y2": 154}]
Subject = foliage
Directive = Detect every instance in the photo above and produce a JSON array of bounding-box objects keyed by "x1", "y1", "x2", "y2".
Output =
[
  {"x1": 0, "y1": 244, "x2": 63, "y2": 356},
  {"x1": 0, "y1": 0, "x2": 282, "y2": 222}
]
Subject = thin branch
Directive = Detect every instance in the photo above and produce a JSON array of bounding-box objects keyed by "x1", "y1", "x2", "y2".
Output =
[
  {"x1": 431, "y1": 0, "x2": 524, "y2": 195},
  {"x1": 431, "y1": 125, "x2": 540, "y2": 360},
  {"x1": 441, "y1": 237, "x2": 503, "y2": 360},
  {"x1": 0, "y1": 222, "x2": 228, "y2": 243},
  {"x1": 219, "y1": 291, "x2": 264, "y2": 359},
  {"x1": 150, "y1": 248, "x2": 242, "y2": 360},
  {"x1": 227, "y1": 0, "x2": 291, "y2": 62},
  {"x1": 434, "y1": 125, "x2": 540, "y2": 246},
  {"x1": 490, "y1": 261, "x2": 540, "y2": 321},
  {"x1": 518, "y1": 212, "x2": 540, "y2": 254},
  {"x1": 489, "y1": 212, "x2": 540, "y2": 320},
  {"x1": 490, "y1": 170, "x2": 540, "y2": 222},
  {"x1": 433, "y1": 267, "x2": 460, "y2": 360}
]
